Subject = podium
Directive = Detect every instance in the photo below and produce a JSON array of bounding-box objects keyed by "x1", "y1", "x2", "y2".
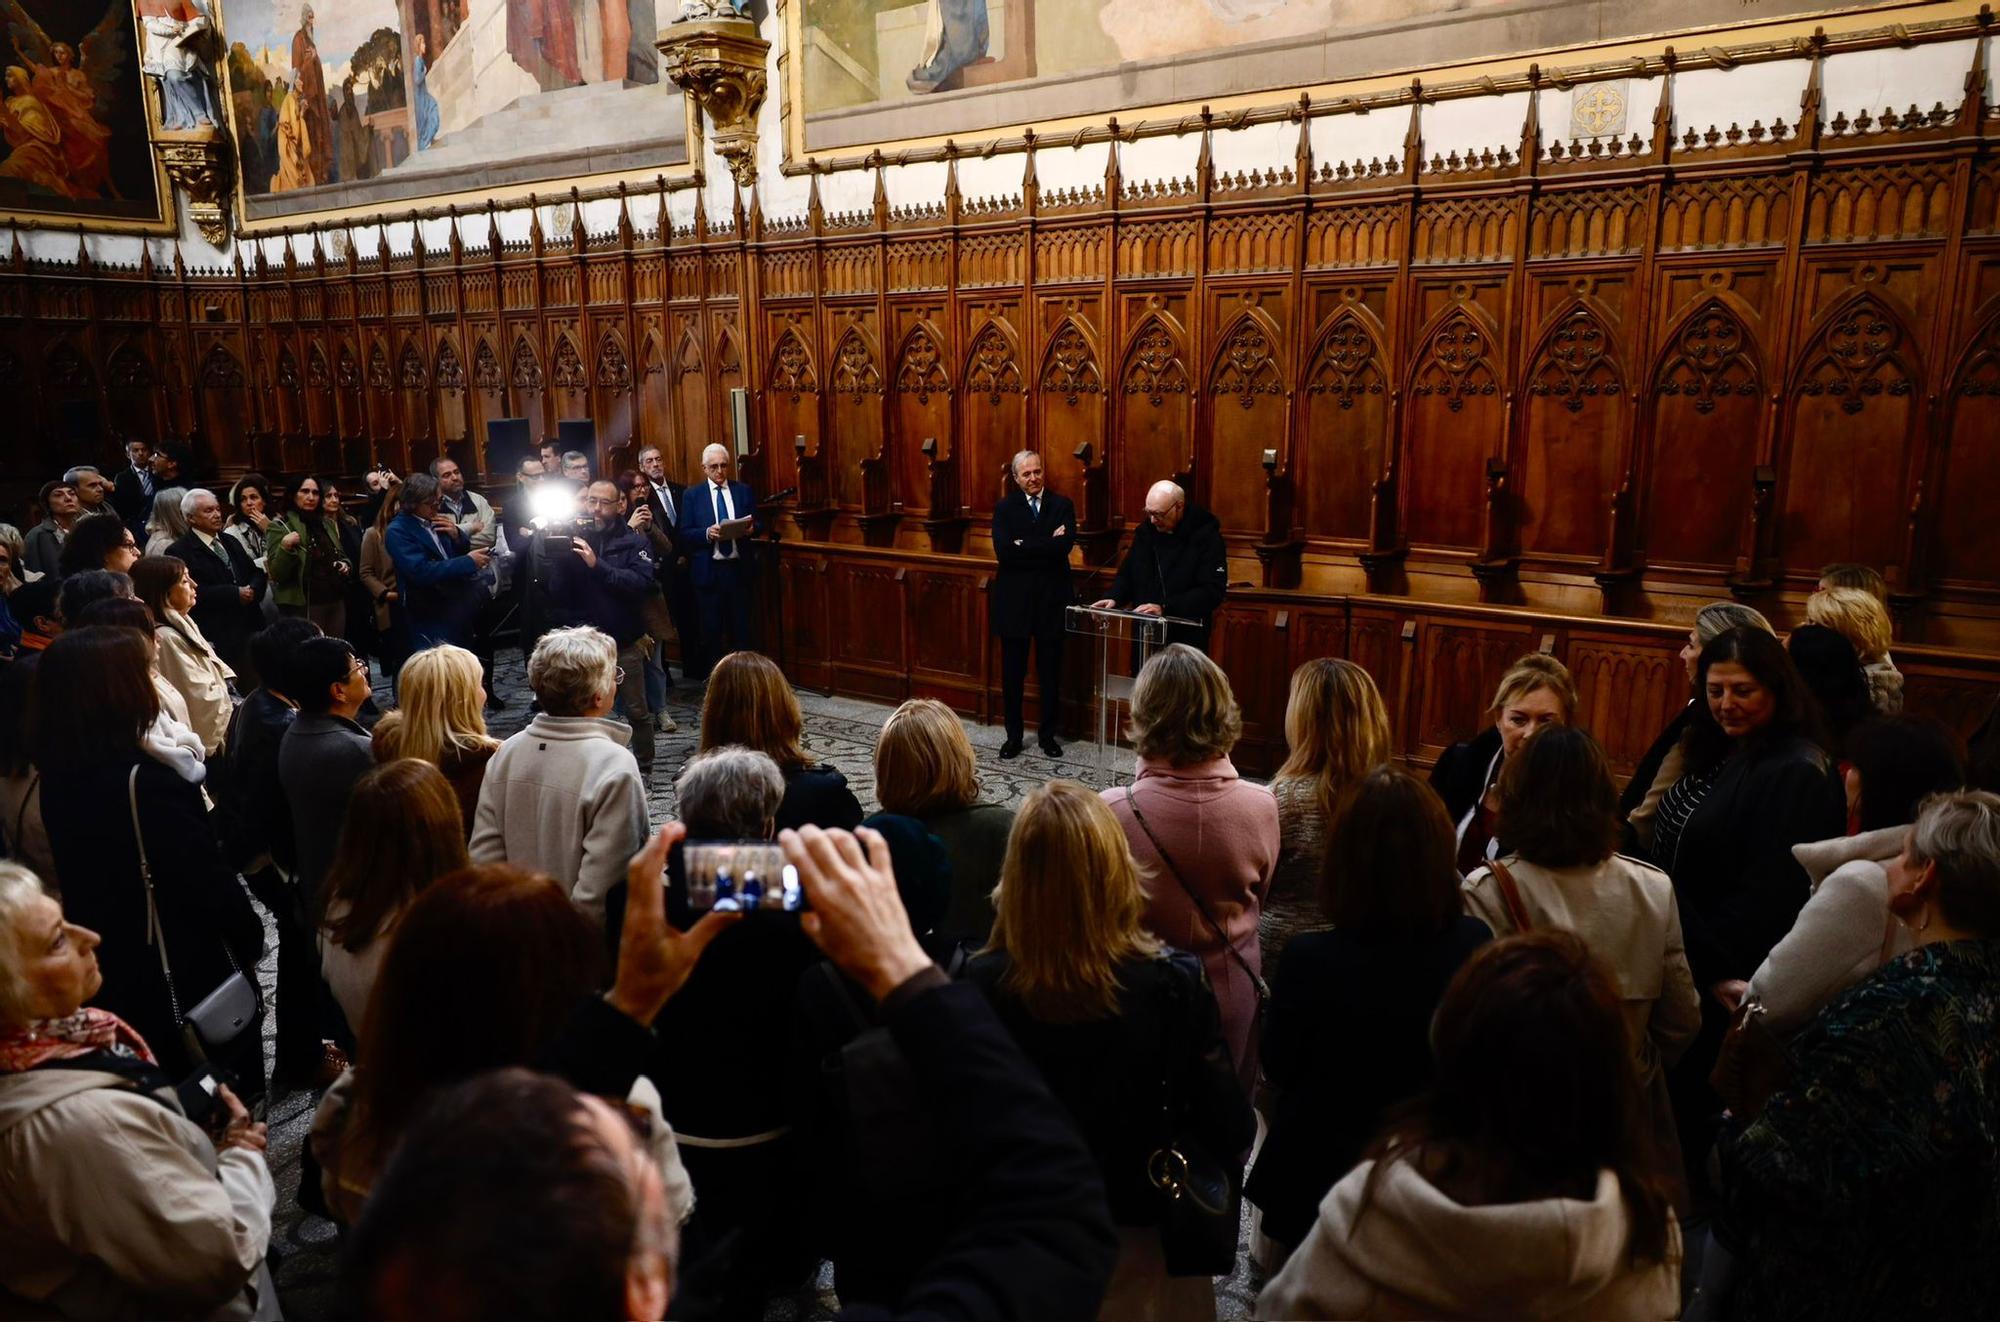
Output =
[{"x1": 1066, "y1": 604, "x2": 1199, "y2": 780}]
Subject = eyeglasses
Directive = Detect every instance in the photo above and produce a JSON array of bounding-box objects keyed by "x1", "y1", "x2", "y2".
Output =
[
  {"x1": 348, "y1": 659, "x2": 369, "y2": 678},
  {"x1": 117, "y1": 536, "x2": 138, "y2": 550}
]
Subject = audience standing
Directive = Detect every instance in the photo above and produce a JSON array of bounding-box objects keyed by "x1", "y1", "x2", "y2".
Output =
[
  {"x1": 317, "y1": 759, "x2": 470, "y2": 1030},
  {"x1": 1102, "y1": 643, "x2": 1278, "y2": 1096},
  {"x1": 873, "y1": 697, "x2": 1014, "y2": 945},
  {"x1": 1808, "y1": 584, "x2": 1903, "y2": 714},
  {"x1": 267, "y1": 474, "x2": 353, "y2": 638},
  {"x1": 968, "y1": 781, "x2": 1253, "y2": 1319},
  {"x1": 1430, "y1": 653, "x2": 1577, "y2": 873},
  {"x1": 701, "y1": 650, "x2": 865, "y2": 832},
  {"x1": 1261, "y1": 658, "x2": 1392, "y2": 970},
  {"x1": 369, "y1": 643, "x2": 499, "y2": 836},
  {"x1": 382, "y1": 473, "x2": 490, "y2": 651},
  {"x1": 471, "y1": 627, "x2": 649, "y2": 916},
  {"x1": 131, "y1": 556, "x2": 237, "y2": 758},
  {"x1": 1247, "y1": 768, "x2": 1492, "y2": 1257},
  {"x1": 1787, "y1": 623, "x2": 1875, "y2": 756},
  {"x1": 1259, "y1": 932, "x2": 1681, "y2": 1319},
  {"x1": 278, "y1": 636, "x2": 377, "y2": 907},
  {"x1": 22, "y1": 480, "x2": 79, "y2": 579},
  {"x1": 143, "y1": 487, "x2": 190, "y2": 558},
  {"x1": 168, "y1": 488, "x2": 265, "y2": 679},
  {"x1": 358, "y1": 480, "x2": 411, "y2": 678},
  {"x1": 0, "y1": 865, "x2": 276, "y2": 1318},
  {"x1": 1716, "y1": 791, "x2": 2000, "y2": 1321},
  {"x1": 1461, "y1": 725, "x2": 1700, "y2": 1197},
  {"x1": 55, "y1": 511, "x2": 140, "y2": 579}
]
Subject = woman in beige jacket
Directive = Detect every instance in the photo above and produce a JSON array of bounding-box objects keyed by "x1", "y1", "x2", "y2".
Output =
[
  {"x1": 133, "y1": 556, "x2": 237, "y2": 757},
  {"x1": 0, "y1": 864, "x2": 275, "y2": 1319},
  {"x1": 1462, "y1": 726, "x2": 1700, "y2": 1190}
]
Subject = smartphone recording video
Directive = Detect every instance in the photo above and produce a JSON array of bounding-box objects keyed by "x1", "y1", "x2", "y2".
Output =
[{"x1": 682, "y1": 841, "x2": 804, "y2": 913}]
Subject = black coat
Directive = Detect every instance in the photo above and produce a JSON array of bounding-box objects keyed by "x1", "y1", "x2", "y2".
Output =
[
  {"x1": 1429, "y1": 725, "x2": 1503, "y2": 831},
  {"x1": 546, "y1": 520, "x2": 657, "y2": 647},
  {"x1": 1664, "y1": 735, "x2": 1846, "y2": 987},
  {"x1": 167, "y1": 531, "x2": 265, "y2": 672},
  {"x1": 1618, "y1": 703, "x2": 1693, "y2": 853},
  {"x1": 776, "y1": 764, "x2": 864, "y2": 834},
  {"x1": 110, "y1": 466, "x2": 153, "y2": 535},
  {"x1": 223, "y1": 689, "x2": 298, "y2": 872},
  {"x1": 1245, "y1": 915, "x2": 1493, "y2": 1249},
  {"x1": 963, "y1": 949, "x2": 1253, "y2": 1227},
  {"x1": 40, "y1": 755, "x2": 265, "y2": 1079},
  {"x1": 1105, "y1": 502, "x2": 1228, "y2": 649},
  {"x1": 990, "y1": 490, "x2": 1076, "y2": 639}
]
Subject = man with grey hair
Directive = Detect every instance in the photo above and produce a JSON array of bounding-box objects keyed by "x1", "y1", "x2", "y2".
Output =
[
  {"x1": 1089, "y1": 479, "x2": 1227, "y2": 652},
  {"x1": 676, "y1": 442, "x2": 759, "y2": 671},
  {"x1": 62, "y1": 466, "x2": 111, "y2": 514},
  {"x1": 992, "y1": 450, "x2": 1075, "y2": 759},
  {"x1": 637, "y1": 445, "x2": 701, "y2": 682},
  {"x1": 561, "y1": 451, "x2": 593, "y2": 485},
  {"x1": 167, "y1": 486, "x2": 264, "y2": 675},
  {"x1": 471, "y1": 626, "x2": 650, "y2": 916},
  {"x1": 384, "y1": 471, "x2": 491, "y2": 651}
]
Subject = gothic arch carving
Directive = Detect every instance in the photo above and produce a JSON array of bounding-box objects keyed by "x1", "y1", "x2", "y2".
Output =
[
  {"x1": 596, "y1": 333, "x2": 632, "y2": 390},
  {"x1": 511, "y1": 337, "x2": 545, "y2": 392},
  {"x1": 1525, "y1": 302, "x2": 1622, "y2": 413},
  {"x1": 1653, "y1": 297, "x2": 1762, "y2": 413},
  {"x1": 768, "y1": 328, "x2": 818, "y2": 402},
  {"x1": 894, "y1": 322, "x2": 951, "y2": 404},
  {"x1": 832, "y1": 325, "x2": 882, "y2": 403},
  {"x1": 108, "y1": 342, "x2": 155, "y2": 391},
  {"x1": 1039, "y1": 318, "x2": 1102, "y2": 406},
  {"x1": 673, "y1": 326, "x2": 704, "y2": 377},
  {"x1": 337, "y1": 343, "x2": 361, "y2": 390},
  {"x1": 1947, "y1": 300, "x2": 2000, "y2": 397},
  {"x1": 201, "y1": 342, "x2": 245, "y2": 389},
  {"x1": 398, "y1": 339, "x2": 428, "y2": 389},
  {"x1": 551, "y1": 335, "x2": 587, "y2": 391},
  {"x1": 276, "y1": 345, "x2": 301, "y2": 390},
  {"x1": 1409, "y1": 306, "x2": 1500, "y2": 412},
  {"x1": 1303, "y1": 306, "x2": 1388, "y2": 409},
  {"x1": 964, "y1": 320, "x2": 1023, "y2": 406},
  {"x1": 1121, "y1": 312, "x2": 1191, "y2": 408},
  {"x1": 45, "y1": 341, "x2": 93, "y2": 391},
  {"x1": 367, "y1": 341, "x2": 392, "y2": 391},
  {"x1": 472, "y1": 339, "x2": 502, "y2": 392},
  {"x1": 435, "y1": 339, "x2": 466, "y2": 392},
  {"x1": 1208, "y1": 308, "x2": 1285, "y2": 409},
  {"x1": 1790, "y1": 291, "x2": 1918, "y2": 414}
]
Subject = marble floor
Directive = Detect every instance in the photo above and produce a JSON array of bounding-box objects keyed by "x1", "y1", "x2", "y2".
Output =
[{"x1": 256, "y1": 654, "x2": 1265, "y2": 1319}]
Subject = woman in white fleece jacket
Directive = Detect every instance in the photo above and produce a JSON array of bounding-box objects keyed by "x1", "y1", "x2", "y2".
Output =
[
  {"x1": 1259, "y1": 932, "x2": 1679, "y2": 1321},
  {"x1": 1735, "y1": 716, "x2": 1964, "y2": 1032}
]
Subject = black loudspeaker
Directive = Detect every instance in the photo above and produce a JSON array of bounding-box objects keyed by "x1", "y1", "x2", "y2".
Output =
[
  {"x1": 486, "y1": 417, "x2": 531, "y2": 478},
  {"x1": 557, "y1": 418, "x2": 596, "y2": 457}
]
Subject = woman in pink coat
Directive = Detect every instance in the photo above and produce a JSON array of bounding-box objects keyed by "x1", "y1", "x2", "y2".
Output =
[{"x1": 1103, "y1": 643, "x2": 1279, "y2": 1095}]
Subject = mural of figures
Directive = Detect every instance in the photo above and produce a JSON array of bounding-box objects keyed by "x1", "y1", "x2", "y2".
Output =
[
  {"x1": 138, "y1": 0, "x2": 224, "y2": 130},
  {"x1": 0, "y1": 0, "x2": 165, "y2": 224},
  {"x1": 796, "y1": 0, "x2": 1880, "y2": 150},
  {"x1": 225, "y1": 0, "x2": 685, "y2": 225}
]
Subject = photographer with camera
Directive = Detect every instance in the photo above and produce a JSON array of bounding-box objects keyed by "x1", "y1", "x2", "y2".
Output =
[{"x1": 548, "y1": 480, "x2": 660, "y2": 775}]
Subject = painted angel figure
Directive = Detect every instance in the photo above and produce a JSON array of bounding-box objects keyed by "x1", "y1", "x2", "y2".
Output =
[
  {"x1": 0, "y1": 0, "x2": 129, "y2": 198},
  {"x1": 137, "y1": 0, "x2": 223, "y2": 131},
  {"x1": 676, "y1": 0, "x2": 751, "y2": 21}
]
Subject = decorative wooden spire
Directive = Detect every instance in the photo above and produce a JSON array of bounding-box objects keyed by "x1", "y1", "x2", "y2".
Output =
[
  {"x1": 1403, "y1": 80, "x2": 1424, "y2": 182},
  {"x1": 1021, "y1": 129, "x2": 1039, "y2": 213},
  {"x1": 1960, "y1": 21, "x2": 1989, "y2": 130},
  {"x1": 1799, "y1": 30, "x2": 1826, "y2": 151},
  {"x1": 1519, "y1": 68, "x2": 1541, "y2": 176},
  {"x1": 1294, "y1": 95, "x2": 1313, "y2": 192}
]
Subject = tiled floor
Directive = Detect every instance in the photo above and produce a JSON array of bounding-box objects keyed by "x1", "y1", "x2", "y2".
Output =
[{"x1": 257, "y1": 656, "x2": 1265, "y2": 1319}]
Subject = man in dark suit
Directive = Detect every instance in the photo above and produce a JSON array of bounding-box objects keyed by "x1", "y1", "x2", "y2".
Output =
[
  {"x1": 639, "y1": 444, "x2": 703, "y2": 681},
  {"x1": 1090, "y1": 480, "x2": 1228, "y2": 652},
  {"x1": 992, "y1": 450, "x2": 1075, "y2": 759},
  {"x1": 110, "y1": 438, "x2": 156, "y2": 536},
  {"x1": 677, "y1": 443, "x2": 759, "y2": 663},
  {"x1": 385, "y1": 473, "x2": 493, "y2": 651},
  {"x1": 169, "y1": 488, "x2": 266, "y2": 677}
]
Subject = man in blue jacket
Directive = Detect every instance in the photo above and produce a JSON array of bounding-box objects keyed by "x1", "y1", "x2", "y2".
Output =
[
  {"x1": 551, "y1": 478, "x2": 660, "y2": 773},
  {"x1": 676, "y1": 443, "x2": 759, "y2": 668},
  {"x1": 384, "y1": 473, "x2": 491, "y2": 652}
]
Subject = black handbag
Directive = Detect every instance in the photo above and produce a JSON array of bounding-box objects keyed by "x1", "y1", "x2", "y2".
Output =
[
  {"x1": 130, "y1": 766, "x2": 262, "y2": 1063},
  {"x1": 1146, "y1": 961, "x2": 1243, "y2": 1277}
]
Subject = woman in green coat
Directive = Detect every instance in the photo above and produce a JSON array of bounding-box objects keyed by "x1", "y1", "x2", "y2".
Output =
[{"x1": 266, "y1": 473, "x2": 353, "y2": 638}]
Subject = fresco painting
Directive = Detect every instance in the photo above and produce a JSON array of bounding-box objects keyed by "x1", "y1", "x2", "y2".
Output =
[{"x1": 0, "y1": 0, "x2": 166, "y2": 224}]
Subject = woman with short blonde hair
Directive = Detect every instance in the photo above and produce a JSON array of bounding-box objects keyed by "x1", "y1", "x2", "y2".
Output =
[
  {"x1": 1807, "y1": 585, "x2": 1902, "y2": 713},
  {"x1": 1431, "y1": 651, "x2": 1578, "y2": 873},
  {"x1": 1103, "y1": 643, "x2": 1279, "y2": 1097},
  {"x1": 372, "y1": 644, "x2": 500, "y2": 835},
  {"x1": 875, "y1": 699, "x2": 1015, "y2": 942},
  {"x1": 1263, "y1": 659, "x2": 1394, "y2": 968},
  {"x1": 701, "y1": 651, "x2": 862, "y2": 831},
  {"x1": 968, "y1": 782, "x2": 1252, "y2": 1319}
]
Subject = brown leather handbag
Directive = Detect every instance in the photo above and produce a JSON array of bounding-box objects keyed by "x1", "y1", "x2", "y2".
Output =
[{"x1": 1710, "y1": 999, "x2": 1792, "y2": 1122}]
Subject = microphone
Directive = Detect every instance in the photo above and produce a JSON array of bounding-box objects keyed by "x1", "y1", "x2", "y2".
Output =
[{"x1": 764, "y1": 486, "x2": 799, "y2": 503}]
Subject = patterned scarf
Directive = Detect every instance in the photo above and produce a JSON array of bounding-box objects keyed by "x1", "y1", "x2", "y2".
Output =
[{"x1": 0, "y1": 1008, "x2": 157, "y2": 1074}]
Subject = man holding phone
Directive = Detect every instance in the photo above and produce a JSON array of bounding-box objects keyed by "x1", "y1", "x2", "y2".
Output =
[{"x1": 550, "y1": 480, "x2": 660, "y2": 774}]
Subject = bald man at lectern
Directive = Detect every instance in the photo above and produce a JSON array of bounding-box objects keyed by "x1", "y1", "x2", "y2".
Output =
[{"x1": 1090, "y1": 480, "x2": 1227, "y2": 652}]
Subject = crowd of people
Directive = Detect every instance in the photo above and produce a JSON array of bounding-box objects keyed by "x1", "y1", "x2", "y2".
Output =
[{"x1": 1, "y1": 445, "x2": 1998, "y2": 1322}]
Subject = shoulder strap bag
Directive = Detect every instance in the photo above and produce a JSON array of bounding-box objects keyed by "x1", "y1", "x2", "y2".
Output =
[
  {"x1": 129, "y1": 767, "x2": 261, "y2": 1066},
  {"x1": 1144, "y1": 957, "x2": 1243, "y2": 1277},
  {"x1": 1121, "y1": 785, "x2": 1271, "y2": 1013},
  {"x1": 1486, "y1": 857, "x2": 1534, "y2": 933}
]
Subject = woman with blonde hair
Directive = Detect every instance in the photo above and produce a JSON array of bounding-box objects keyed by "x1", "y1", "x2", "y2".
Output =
[
  {"x1": 1102, "y1": 643, "x2": 1279, "y2": 1096},
  {"x1": 1807, "y1": 585, "x2": 1903, "y2": 714},
  {"x1": 317, "y1": 759, "x2": 471, "y2": 1028},
  {"x1": 967, "y1": 781, "x2": 1252, "y2": 1320},
  {"x1": 874, "y1": 698, "x2": 1015, "y2": 943},
  {"x1": 1430, "y1": 652, "x2": 1578, "y2": 873},
  {"x1": 1261, "y1": 658, "x2": 1393, "y2": 969},
  {"x1": 371, "y1": 644, "x2": 499, "y2": 835},
  {"x1": 700, "y1": 650, "x2": 862, "y2": 831}
]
